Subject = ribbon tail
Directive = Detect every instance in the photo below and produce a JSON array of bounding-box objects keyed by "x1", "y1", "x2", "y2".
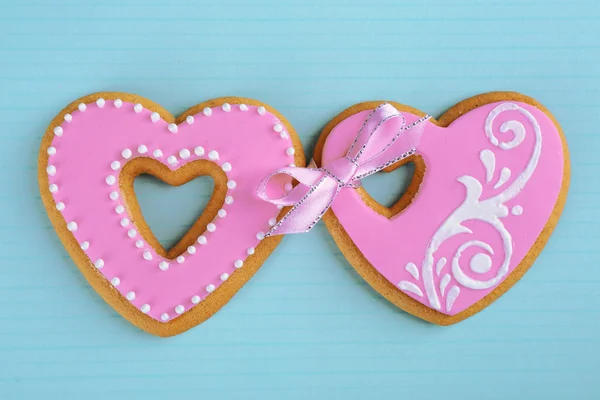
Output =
[
  {"x1": 353, "y1": 114, "x2": 430, "y2": 179},
  {"x1": 266, "y1": 176, "x2": 340, "y2": 236}
]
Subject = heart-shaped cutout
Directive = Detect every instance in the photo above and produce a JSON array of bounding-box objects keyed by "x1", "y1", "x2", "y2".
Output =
[
  {"x1": 358, "y1": 160, "x2": 422, "y2": 219},
  {"x1": 314, "y1": 92, "x2": 569, "y2": 324},
  {"x1": 39, "y1": 93, "x2": 304, "y2": 336},
  {"x1": 133, "y1": 172, "x2": 215, "y2": 253},
  {"x1": 123, "y1": 158, "x2": 225, "y2": 259}
]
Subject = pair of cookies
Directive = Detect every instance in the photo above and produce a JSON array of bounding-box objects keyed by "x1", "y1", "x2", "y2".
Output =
[{"x1": 38, "y1": 92, "x2": 569, "y2": 337}]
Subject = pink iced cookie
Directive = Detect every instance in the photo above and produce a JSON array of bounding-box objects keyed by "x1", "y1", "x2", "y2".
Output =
[
  {"x1": 39, "y1": 94, "x2": 304, "y2": 337},
  {"x1": 316, "y1": 93, "x2": 569, "y2": 324}
]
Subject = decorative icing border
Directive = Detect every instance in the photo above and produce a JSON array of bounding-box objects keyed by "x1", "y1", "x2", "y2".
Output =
[
  {"x1": 312, "y1": 92, "x2": 570, "y2": 325},
  {"x1": 38, "y1": 93, "x2": 305, "y2": 337}
]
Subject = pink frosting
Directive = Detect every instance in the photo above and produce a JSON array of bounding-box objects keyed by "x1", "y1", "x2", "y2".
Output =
[
  {"x1": 46, "y1": 100, "x2": 294, "y2": 321},
  {"x1": 322, "y1": 101, "x2": 565, "y2": 315}
]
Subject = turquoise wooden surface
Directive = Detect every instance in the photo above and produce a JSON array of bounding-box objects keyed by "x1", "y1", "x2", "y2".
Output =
[{"x1": 1, "y1": 0, "x2": 599, "y2": 398}]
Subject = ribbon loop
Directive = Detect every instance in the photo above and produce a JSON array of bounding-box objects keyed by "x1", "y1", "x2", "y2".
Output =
[
  {"x1": 257, "y1": 103, "x2": 431, "y2": 236},
  {"x1": 347, "y1": 104, "x2": 406, "y2": 165}
]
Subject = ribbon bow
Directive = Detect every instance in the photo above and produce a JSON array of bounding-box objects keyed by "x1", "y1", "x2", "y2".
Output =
[{"x1": 258, "y1": 103, "x2": 431, "y2": 236}]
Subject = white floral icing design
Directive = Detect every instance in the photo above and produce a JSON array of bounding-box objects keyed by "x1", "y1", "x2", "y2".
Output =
[{"x1": 399, "y1": 102, "x2": 542, "y2": 312}]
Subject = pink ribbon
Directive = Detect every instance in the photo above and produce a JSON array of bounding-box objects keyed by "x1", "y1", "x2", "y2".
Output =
[{"x1": 257, "y1": 103, "x2": 431, "y2": 236}]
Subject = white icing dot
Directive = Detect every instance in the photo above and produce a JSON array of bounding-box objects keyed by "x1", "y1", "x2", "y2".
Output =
[
  {"x1": 220, "y1": 273, "x2": 229, "y2": 281},
  {"x1": 78, "y1": 103, "x2": 86, "y2": 112},
  {"x1": 167, "y1": 155, "x2": 178, "y2": 165},
  {"x1": 186, "y1": 115, "x2": 195, "y2": 124},
  {"x1": 234, "y1": 260, "x2": 243, "y2": 269},
  {"x1": 203, "y1": 107, "x2": 212, "y2": 116},
  {"x1": 126, "y1": 291, "x2": 135, "y2": 301},
  {"x1": 127, "y1": 229, "x2": 137, "y2": 238},
  {"x1": 206, "y1": 284, "x2": 215, "y2": 293},
  {"x1": 257, "y1": 106, "x2": 266, "y2": 115},
  {"x1": 168, "y1": 123, "x2": 178, "y2": 133},
  {"x1": 134, "y1": 103, "x2": 143, "y2": 113},
  {"x1": 207, "y1": 223, "x2": 216, "y2": 232},
  {"x1": 96, "y1": 98, "x2": 105, "y2": 108},
  {"x1": 191, "y1": 295, "x2": 201, "y2": 304},
  {"x1": 46, "y1": 165, "x2": 56, "y2": 176},
  {"x1": 286, "y1": 147, "x2": 295, "y2": 156},
  {"x1": 141, "y1": 304, "x2": 150, "y2": 313},
  {"x1": 143, "y1": 250, "x2": 152, "y2": 261},
  {"x1": 56, "y1": 202, "x2": 65, "y2": 211},
  {"x1": 280, "y1": 131, "x2": 289, "y2": 139},
  {"x1": 175, "y1": 305, "x2": 185, "y2": 314},
  {"x1": 227, "y1": 180, "x2": 237, "y2": 189},
  {"x1": 137, "y1": 145, "x2": 148, "y2": 154},
  {"x1": 135, "y1": 240, "x2": 144, "y2": 248},
  {"x1": 80, "y1": 241, "x2": 89, "y2": 250},
  {"x1": 47, "y1": 147, "x2": 56, "y2": 156},
  {"x1": 115, "y1": 205, "x2": 125, "y2": 214},
  {"x1": 470, "y1": 253, "x2": 493, "y2": 274},
  {"x1": 150, "y1": 112, "x2": 160, "y2": 123},
  {"x1": 239, "y1": 104, "x2": 248, "y2": 111},
  {"x1": 221, "y1": 162, "x2": 232, "y2": 172},
  {"x1": 289, "y1": 163, "x2": 296, "y2": 167},
  {"x1": 284, "y1": 182, "x2": 293, "y2": 192},
  {"x1": 177, "y1": 255, "x2": 185, "y2": 264},
  {"x1": 208, "y1": 150, "x2": 219, "y2": 160},
  {"x1": 53, "y1": 126, "x2": 63, "y2": 136},
  {"x1": 106, "y1": 175, "x2": 116, "y2": 185},
  {"x1": 159, "y1": 261, "x2": 169, "y2": 271},
  {"x1": 179, "y1": 149, "x2": 191, "y2": 159},
  {"x1": 247, "y1": 247, "x2": 255, "y2": 255},
  {"x1": 187, "y1": 245, "x2": 196, "y2": 254},
  {"x1": 64, "y1": 114, "x2": 72, "y2": 123},
  {"x1": 111, "y1": 161, "x2": 121, "y2": 170},
  {"x1": 222, "y1": 103, "x2": 231, "y2": 112},
  {"x1": 111, "y1": 277, "x2": 120, "y2": 286},
  {"x1": 114, "y1": 99, "x2": 123, "y2": 108},
  {"x1": 256, "y1": 231, "x2": 265, "y2": 240},
  {"x1": 218, "y1": 209, "x2": 227, "y2": 218},
  {"x1": 122, "y1": 148, "x2": 132, "y2": 159},
  {"x1": 277, "y1": 204, "x2": 283, "y2": 210},
  {"x1": 120, "y1": 218, "x2": 130, "y2": 227},
  {"x1": 197, "y1": 235, "x2": 207, "y2": 245},
  {"x1": 153, "y1": 149, "x2": 163, "y2": 158},
  {"x1": 269, "y1": 217, "x2": 277, "y2": 226},
  {"x1": 110, "y1": 191, "x2": 119, "y2": 200},
  {"x1": 94, "y1": 259, "x2": 104, "y2": 269},
  {"x1": 161, "y1": 313, "x2": 169, "y2": 321},
  {"x1": 225, "y1": 196, "x2": 234, "y2": 205},
  {"x1": 511, "y1": 205, "x2": 523, "y2": 216},
  {"x1": 67, "y1": 221, "x2": 78, "y2": 231},
  {"x1": 194, "y1": 146, "x2": 205, "y2": 156},
  {"x1": 273, "y1": 123, "x2": 283, "y2": 133}
]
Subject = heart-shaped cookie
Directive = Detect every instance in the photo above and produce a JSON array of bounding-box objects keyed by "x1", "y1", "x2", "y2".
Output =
[
  {"x1": 314, "y1": 92, "x2": 569, "y2": 324},
  {"x1": 38, "y1": 93, "x2": 304, "y2": 336}
]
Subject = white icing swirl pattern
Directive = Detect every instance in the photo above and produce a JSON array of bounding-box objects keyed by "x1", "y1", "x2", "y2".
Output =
[{"x1": 398, "y1": 102, "x2": 542, "y2": 312}]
